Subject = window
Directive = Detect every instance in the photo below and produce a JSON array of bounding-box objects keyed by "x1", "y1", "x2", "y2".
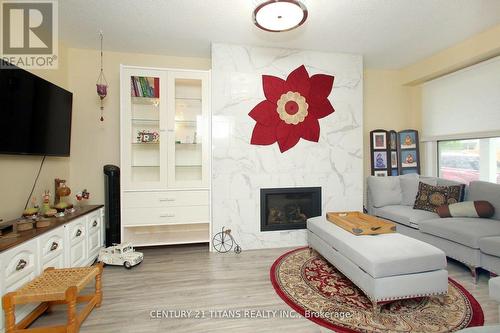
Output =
[{"x1": 438, "y1": 137, "x2": 500, "y2": 185}]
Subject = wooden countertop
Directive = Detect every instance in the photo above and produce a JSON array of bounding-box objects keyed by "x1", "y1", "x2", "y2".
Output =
[{"x1": 0, "y1": 205, "x2": 104, "y2": 253}]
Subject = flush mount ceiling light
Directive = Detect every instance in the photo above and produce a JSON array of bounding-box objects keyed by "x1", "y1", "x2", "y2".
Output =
[{"x1": 253, "y1": 0, "x2": 308, "y2": 32}]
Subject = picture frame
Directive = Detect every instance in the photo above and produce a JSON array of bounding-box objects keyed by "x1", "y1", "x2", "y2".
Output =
[
  {"x1": 399, "y1": 130, "x2": 417, "y2": 149},
  {"x1": 389, "y1": 130, "x2": 397, "y2": 151},
  {"x1": 391, "y1": 151, "x2": 398, "y2": 168},
  {"x1": 374, "y1": 170, "x2": 388, "y2": 177},
  {"x1": 372, "y1": 132, "x2": 387, "y2": 150},
  {"x1": 373, "y1": 151, "x2": 388, "y2": 169},
  {"x1": 400, "y1": 149, "x2": 418, "y2": 168},
  {"x1": 401, "y1": 168, "x2": 418, "y2": 175}
]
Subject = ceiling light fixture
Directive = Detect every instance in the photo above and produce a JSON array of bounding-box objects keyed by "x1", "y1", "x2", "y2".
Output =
[{"x1": 253, "y1": 0, "x2": 308, "y2": 32}]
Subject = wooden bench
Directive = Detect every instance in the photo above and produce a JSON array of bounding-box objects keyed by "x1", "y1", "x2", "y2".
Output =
[{"x1": 2, "y1": 263, "x2": 103, "y2": 333}]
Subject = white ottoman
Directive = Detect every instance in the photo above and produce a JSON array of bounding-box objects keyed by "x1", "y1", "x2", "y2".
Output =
[
  {"x1": 490, "y1": 277, "x2": 500, "y2": 316},
  {"x1": 307, "y1": 216, "x2": 448, "y2": 311}
]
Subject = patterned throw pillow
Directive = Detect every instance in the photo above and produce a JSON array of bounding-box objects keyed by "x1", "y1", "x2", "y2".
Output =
[{"x1": 413, "y1": 182, "x2": 466, "y2": 213}]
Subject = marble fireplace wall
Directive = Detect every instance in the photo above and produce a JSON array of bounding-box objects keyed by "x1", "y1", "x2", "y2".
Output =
[{"x1": 211, "y1": 43, "x2": 363, "y2": 250}]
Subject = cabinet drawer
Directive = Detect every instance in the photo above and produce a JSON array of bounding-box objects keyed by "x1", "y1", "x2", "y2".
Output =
[
  {"x1": 87, "y1": 211, "x2": 102, "y2": 235},
  {"x1": 2, "y1": 241, "x2": 37, "y2": 291},
  {"x1": 122, "y1": 206, "x2": 209, "y2": 226},
  {"x1": 87, "y1": 229, "x2": 101, "y2": 260},
  {"x1": 123, "y1": 190, "x2": 208, "y2": 208},
  {"x1": 69, "y1": 239, "x2": 86, "y2": 267},
  {"x1": 38, "y1": 226, "x2": 65, "y2": 270},
  {"x1": 67, "y1": 218, "x2": 86, "y2": 246}
]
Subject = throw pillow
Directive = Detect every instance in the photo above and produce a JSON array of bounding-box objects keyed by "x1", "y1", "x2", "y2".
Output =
[
  {"x1": 367, "y1": 176, "x2": 402, "y2": 208},
  {"x1": 437, "y1": 201, "x2": 495, "y2": 218},
  {"x1": 413, "y1": 182, "x2": 466, "y2": 213},
  {"x1": 400, "y1": 174, "x2": 439, "y2": 206}
]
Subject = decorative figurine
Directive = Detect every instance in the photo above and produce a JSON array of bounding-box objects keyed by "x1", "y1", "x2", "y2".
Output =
[
  {"x1": 97, "y1": 243, "x2": 143, "y2": 269},
  {"x1": 54, "y1": 179, "x2": 74, "y2": 212},
  {"x1": 76, "y1": 189, "x2": 90, "y2": 207}
]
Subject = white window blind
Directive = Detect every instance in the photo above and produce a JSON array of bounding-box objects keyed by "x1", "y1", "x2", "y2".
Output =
[{"x1": 421, "y1": 56, "x2": 500, "y2": 141}]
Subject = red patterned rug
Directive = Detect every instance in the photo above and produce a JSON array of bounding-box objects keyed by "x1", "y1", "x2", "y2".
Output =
[{"x1": 270, "y1": 247, "x2": 484, "y2": 332}]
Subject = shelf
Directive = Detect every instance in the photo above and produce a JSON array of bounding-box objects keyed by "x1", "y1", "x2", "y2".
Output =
[
  {"x1": 132, "y1": 97, "x2": 159, "y2": 105},
  {"x1": 176, "y1": 97, "x2": 201, "y2": 101},
  {"x1": 122, "y1": 223, "x2": 210, "y2": 247},
  {"x1": 175, "y1": 143, "x2": 200, "y2": 146},
  {"x1": 131, "y1": 165, "x2": 160, "y2": 168},
  {"x1": 131, "y1": 118, "x2": 159, "y2": 122},
  {"x1": 175, "y1": 120, "x2": 197, "y2": 127},
  {"x1": 176, "y1": 165, "x2": 202, "y2": 168},
  {"x1": 125, "y1": 221, "x2": 209, "y2": 228},
  {"x1": 132, "y1": 142, "x2": 160, "y2": 145}
]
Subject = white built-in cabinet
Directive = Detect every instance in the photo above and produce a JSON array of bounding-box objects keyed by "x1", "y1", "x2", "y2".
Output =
[
  {"x1": 120, "y1": 66, "x2": 211, "y2": 246},
  {"x1": 0, "y1": 207, "x2": 105, "y2": 332}
]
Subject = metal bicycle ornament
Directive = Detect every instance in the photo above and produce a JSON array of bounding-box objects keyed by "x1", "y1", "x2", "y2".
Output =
[{"x1": 212, "y1": 227, "x2": 242, "y2": 254}]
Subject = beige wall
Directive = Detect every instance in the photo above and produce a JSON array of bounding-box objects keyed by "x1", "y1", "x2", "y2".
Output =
[
  {"x1": 363, "y1": 70, "x2": 420, "y2": 179},
  {"x1": 66, "y1": 48, "x2": 210, "y2": 207},
  {"x1": 0, "y1": 44, "x2": 70, "y2": 221}
]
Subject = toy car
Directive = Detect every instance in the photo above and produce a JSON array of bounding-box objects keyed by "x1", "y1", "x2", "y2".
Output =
[{"x1": 97, "y1": 243, "x2": 143, "y2": 269}]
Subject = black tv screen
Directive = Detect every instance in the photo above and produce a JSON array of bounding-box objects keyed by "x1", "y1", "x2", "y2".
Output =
[{"x1": 0, "y1": 64, "x2": 73, "y2": 156}]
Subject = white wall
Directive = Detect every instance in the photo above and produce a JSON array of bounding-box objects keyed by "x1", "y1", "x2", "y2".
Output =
[
  {"x1": 211, "y1": 43, "x2": 363, "y2": 250},
  {"x1": 421, "y1": 56, "x2": 500, "y2": 140}
]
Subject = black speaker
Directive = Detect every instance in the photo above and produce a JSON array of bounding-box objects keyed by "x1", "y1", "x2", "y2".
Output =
[{"x1": 103, "y1": 165, "x2": 120, "y2": 246}]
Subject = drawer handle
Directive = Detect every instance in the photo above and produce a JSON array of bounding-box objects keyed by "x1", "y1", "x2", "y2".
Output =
[
  {"x1": 92, "y1": 220, "x2": 98, "y2": 227},
  {"x1": 50, "y1": 242, "x2": 59, "y2": 251},
  {"x1": 159, "y1": 198, "x2": 175, "y2": 202},
  {"x1": 160, "y1": 213, "x2": 175, "y2": 218},
  {"x1": 75, "y1": 229, "x2": 82, "y2": 237},
  {"x1": 16, "y1": 259, "x2": 27, "y2": 271}
]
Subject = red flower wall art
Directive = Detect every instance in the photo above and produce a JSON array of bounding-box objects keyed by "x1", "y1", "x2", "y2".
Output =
[{"x1": 249, "y1": 65, "x2": 335, "y2": 153}]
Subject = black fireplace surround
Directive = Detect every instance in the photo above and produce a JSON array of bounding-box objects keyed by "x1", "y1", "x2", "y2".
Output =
[{"x1": 260, "y1": 187, "x2": 321, "y2": 231}]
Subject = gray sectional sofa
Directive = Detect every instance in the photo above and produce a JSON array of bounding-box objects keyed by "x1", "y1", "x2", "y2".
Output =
[{"x1": 366, "y1": 174, "x2": 500, "y2": 281}]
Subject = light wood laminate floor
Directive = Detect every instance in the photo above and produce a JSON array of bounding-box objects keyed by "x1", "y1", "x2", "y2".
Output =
[{"x1": 31, "y1": 245, "x2": 499, "y2": 332}]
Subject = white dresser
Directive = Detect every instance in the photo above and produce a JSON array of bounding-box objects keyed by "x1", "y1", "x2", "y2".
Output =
[
  {"x1": 120, "y1": 66, "x2": 211, "y2": 246},
  {"x1": 0, "y1": 206, "x2": 105, "y2": 332}
]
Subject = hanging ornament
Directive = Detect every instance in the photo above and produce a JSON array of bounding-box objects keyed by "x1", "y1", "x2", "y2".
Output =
[{"x1": 96, "y1": 30, "x2": 108, "y2": 121}]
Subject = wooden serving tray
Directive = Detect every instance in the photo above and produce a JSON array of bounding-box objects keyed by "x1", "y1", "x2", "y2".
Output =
[{"x1": 326, "y1": 211, "x2": 396, "y2": 235}]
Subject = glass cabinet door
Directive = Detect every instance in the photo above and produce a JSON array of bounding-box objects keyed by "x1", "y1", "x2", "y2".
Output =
[
  {"x1": 167, "y1": 71, "x2": 209, "y2": 188},
  {"x1": 122, "y1": 68, "x2": 167, "y2": 189}
]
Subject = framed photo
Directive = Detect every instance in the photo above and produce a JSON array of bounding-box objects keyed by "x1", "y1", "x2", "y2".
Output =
[
  {"x1": 401, "y1": 168, "x2": 418, "y2": 175},
  {"x1": 372, "y1": 132, "x2": 387, "y2": 150},
  {"x1": 373, "y1": 151, "x2": 388, "y2": 169},
  {"x1": 374, "y1": 170, "x2": 388, "y2": 177},
  {"x1": 401, "y1": 149, "x2": 418, "y2": 168},
  {"x1": 399, "y1": 131, "x2": 417, "y2": 149},
  {"x1": 391, "y1": 151, "x2": 398, "y2": 168},
  {"x1": 389, "y1": 131, "x2": 397, "y2": 150}
]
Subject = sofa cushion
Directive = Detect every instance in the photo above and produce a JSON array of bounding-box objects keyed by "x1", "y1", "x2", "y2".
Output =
[
  {"x1": 374, "y1": 205, "x2": 439, "y2": 229},
  {"x1": 400, "y1": 175, "x2": 439, "y2": 206},
  {"x1": 400, "y1": 173, "x2": 419, "y2": 206},
  {"x1": 367, "y1": 176, "x2": 401, "y2": 208},
  {"x1": 413, "y1": 182, "x2": 465, "y2": 212},
  {"x1": 469, "y1": 181, "x2": 500, "y2": 220},
  {"x1": 419, "y1": 218, "x2": 500, "y2": 248},
  {"x1": 479, "y1": 237, "x2": 500, "y2": 257}
]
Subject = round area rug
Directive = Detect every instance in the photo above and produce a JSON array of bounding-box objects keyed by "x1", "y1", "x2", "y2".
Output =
[{"x1": 270, "y1": 247, "x2": 484, "y2": 333}]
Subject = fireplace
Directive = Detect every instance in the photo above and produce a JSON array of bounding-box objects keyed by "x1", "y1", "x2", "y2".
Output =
[{"x1": 260, "y1": 187, "x2": 321, "y2": 231}]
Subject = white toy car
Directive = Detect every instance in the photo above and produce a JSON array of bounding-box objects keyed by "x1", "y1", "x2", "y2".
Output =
[{"x1": 98, "y1": 243, "x2": 143, "y2": 269}]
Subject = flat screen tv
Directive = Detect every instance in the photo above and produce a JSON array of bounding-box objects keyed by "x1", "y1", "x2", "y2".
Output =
[{"x1": 0, "y1": 63, "x2": 73, "y2": 156}]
